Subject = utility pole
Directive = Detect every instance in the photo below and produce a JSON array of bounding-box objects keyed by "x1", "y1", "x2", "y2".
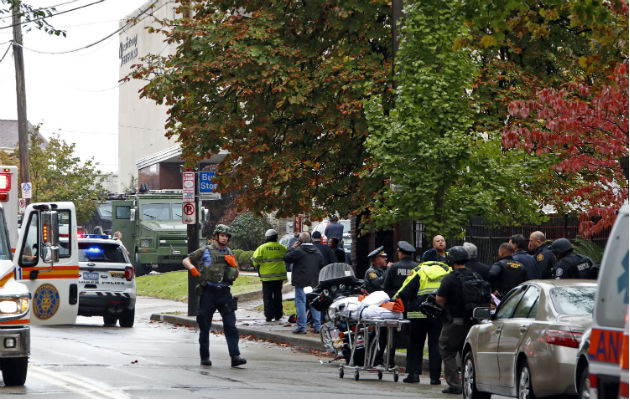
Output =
[{"x1": 11, "y1": 0, "x2": 31, "y2": 200}]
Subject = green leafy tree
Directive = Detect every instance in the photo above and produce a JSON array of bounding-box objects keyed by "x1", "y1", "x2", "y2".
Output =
[
  {"x1": 0, "y1": 130, "x2": 107, "y2": 224},
  {"x1": 364, "y1": 0, "x2": 544, "y2": 238},
  {"x1": 229, "y1": 213, "x2": 272, "y2": 251},
  {"x1": 131, "y1": 0, "x2": 393, "y2": 221}
]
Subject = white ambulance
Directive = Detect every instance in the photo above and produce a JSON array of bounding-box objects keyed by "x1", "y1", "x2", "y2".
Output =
[{"x1": 0, "y1": 166, "x2": 79, "y2": 385}]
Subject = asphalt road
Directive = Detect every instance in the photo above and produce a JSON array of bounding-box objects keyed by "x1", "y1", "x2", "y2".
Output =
[{"x1": 0, "y1": 297, "x2": 459, "y2": 398}]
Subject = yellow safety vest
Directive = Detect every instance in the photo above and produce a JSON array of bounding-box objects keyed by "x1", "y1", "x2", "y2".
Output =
[{"x1": 251, "y1": 241, "x2": 287, "y2": 281}]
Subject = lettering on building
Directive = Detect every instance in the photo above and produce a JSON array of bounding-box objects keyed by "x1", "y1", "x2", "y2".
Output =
[{"x1": 119, "y1": 34, "x2": 138, "y2": 66}]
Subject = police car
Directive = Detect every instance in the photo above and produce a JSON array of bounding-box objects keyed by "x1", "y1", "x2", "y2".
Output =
[{"x1": 77, "y1": 235, "x2": 136, "y2": 327}]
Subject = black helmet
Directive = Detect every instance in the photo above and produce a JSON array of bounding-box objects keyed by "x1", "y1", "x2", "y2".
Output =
[
  {"x1": 447, "y1": 246, "x2": 469, "y2": 264},
  {"x1": 213, "y1": 224, "x2": 232, "y2": 237},
  {"x1": 419, "y1": 294, "x2": 443, "y2": 319},
  {"x1": 550, "y1": 238, "x2": 573, "y2": 256}
]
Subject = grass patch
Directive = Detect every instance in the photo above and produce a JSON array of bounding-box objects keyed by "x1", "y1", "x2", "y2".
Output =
[
  {"x1": 254, "y1": 299, "x2": 296, "y2": 316},
  {"x1": 136, "y1": 271, "x2": 262, "y2": 302}
]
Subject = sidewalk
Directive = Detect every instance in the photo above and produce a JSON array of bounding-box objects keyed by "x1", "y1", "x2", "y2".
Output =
[{"x1": 149, "y1": 281, "x2": 419, "y2": 368}]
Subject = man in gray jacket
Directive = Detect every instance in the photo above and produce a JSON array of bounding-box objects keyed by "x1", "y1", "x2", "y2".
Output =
[{"x1": 283, "y1": 231, "x2": 324, "y2": 334}]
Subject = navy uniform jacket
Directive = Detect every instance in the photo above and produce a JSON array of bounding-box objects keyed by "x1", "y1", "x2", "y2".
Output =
[
  {"x1": 364, "y1": 265, "x2": 386, "y2": 293},
  {"x1": 382, "y1": 256, "x2": 417, "y2": 297},
  {"x1": 530, "y1": 244, "x2": 556, "y2": 278}
]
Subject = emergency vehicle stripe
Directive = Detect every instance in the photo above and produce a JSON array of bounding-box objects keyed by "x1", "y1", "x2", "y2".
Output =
[
  {"x1": 21, "y1": 265, "x2": 79, "y2": 272},
  {"x1": 589, "y1": 328, "x2": 624, "y2": 364},
  {"x1": 0, "y1": 319, "x2": 29, "y2": 325},
  {"x1": 0, "y1": 271, "x2": 12, "y2": 287}
]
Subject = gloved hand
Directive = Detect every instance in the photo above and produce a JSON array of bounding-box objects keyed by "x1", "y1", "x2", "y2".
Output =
[
  {"x1": 189, "y1": 266, "x2": 200, "y2": 277},
  {"x1": 224, "y1": 254, "x2": 238, "y2": 268}
]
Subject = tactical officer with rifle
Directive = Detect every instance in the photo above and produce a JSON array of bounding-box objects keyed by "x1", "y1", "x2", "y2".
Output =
[{"x1": 182, "y1": 224, "x2": 247, "y2": 368}]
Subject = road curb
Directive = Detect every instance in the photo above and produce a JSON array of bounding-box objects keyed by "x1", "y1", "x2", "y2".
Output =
[
  {"x1": 233, "y1": 283, "x2": 293, "y2": 303},
  {"x1": 150, "y1": 313, "x2": 415, "y2": 368}
]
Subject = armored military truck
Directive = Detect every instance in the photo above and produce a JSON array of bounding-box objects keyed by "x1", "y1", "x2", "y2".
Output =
[{"x1": 111, "y1": 191, "x2": 201, "y2": 276}]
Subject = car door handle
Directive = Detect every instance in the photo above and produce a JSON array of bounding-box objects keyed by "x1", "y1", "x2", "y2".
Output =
[{"x1": 519, "y1": 325, "x2": 528, "y2": 333}]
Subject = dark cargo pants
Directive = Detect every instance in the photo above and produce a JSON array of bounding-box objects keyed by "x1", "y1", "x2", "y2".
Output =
[
  {"x1": 261, "y1": 280, "x2": 284, "y2": 320},
  {"x1": 196, "y1": 286, "x2": 240, "y2": 360},
  {"x1": 438, "y1": 318, "x2": 471, "y2": 389}
]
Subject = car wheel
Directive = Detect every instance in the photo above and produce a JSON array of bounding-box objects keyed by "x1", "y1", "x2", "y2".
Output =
[
  {"x1": 134, "y1": 253, "x2": 148, "y2": 277},
  {"x1": 103, "y1": 312, "x2": 117, "y2": 327},
  {"x1": 1, "y1": 357, "x2": 28, "y2": 386},
  {"x1": 518, "y1": 360, "x2": 536, "y2": 399},
  {"x1": 578, "y1": 366, "x2": 591, "y2": 399},
  {"x1": 463, "y1": 351, "x2": 491, "y2": 399},
  {"x1": 119, "y1": 308, "x2": 135, "y2": 328}
]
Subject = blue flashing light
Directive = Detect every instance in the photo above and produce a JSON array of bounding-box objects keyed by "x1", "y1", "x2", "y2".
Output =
[{"x1": 85, "y1": 247, "x2": 104, "y2": 255}]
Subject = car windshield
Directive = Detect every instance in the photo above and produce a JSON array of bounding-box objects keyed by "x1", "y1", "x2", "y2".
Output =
[
  {"x1": 550, "y1": 286, "x2": 596, "y2": 316},
  {"x1": 141, "y1": 203, "x2": 171, "y2": 220},
  {"x1": 98, "y1": 202, "x2": 112, "y2": 218},
  {"x1": 0, "y1": 211, "x2": 11, "y2": 260},
  {"x1": 79, "y1": 242, "x2": 128, "y2": 263},
  {"x1": 172, "y1": 203, "x2": 182, "y2": 220}
]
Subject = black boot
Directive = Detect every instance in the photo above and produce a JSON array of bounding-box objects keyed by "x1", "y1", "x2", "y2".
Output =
[
  {"x1": 403, "y1": 374, "x2": 419, "y2": 383},
  {"x1": 200, "y1": 359, "x2": 212, "y2": 366},
  {"x1": 231, "y1": 355, "x2": 247, "y2": 367}
]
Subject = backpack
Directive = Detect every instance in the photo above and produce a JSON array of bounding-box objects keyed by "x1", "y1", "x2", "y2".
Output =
[{"x1": 457, "y1": 270, "x2": 491, "y2": 320}]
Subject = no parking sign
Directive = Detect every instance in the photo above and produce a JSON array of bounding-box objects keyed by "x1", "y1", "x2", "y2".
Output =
[{"x1": 182, "y1": 201, "x2": 195, "y2": 224}]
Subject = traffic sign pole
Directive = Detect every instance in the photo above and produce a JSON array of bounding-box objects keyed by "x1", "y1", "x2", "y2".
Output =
[{"x1": 186, "y1": 168, "x2": 200, "y2": 317}]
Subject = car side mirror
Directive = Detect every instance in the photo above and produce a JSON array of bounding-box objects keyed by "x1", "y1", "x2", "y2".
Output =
[
  {"x1": 41, "y1": 211, "x2": 60, "y2": 265},
  {"x1": 472, "y1": 307, "x2": 491, "y2": 320}
]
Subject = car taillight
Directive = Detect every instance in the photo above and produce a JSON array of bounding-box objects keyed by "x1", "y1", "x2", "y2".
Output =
[
  {"x1": 546, "y1": 329, "x2": 582, "y2": 348},
  {"x1": 125, "y1": 266, "x2": 134, "y2": 281},
  {"x1": 0, "y1": 172, "x2": 11, "y2": 202}
]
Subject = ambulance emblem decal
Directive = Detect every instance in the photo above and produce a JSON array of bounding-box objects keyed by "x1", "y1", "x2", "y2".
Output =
[{"x1": 33, "y1": 283, "x2": 59, "y2": 320}]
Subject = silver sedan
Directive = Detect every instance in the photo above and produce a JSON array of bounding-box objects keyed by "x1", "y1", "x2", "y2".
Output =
[{"x1": 462, "y1": 280, "x2": 596, "y2": 399}]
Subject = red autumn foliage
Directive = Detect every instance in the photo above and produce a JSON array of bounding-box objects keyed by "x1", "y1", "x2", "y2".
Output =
[{"x1": 503, "y1": 62, "x2": 629, "y2": 236}]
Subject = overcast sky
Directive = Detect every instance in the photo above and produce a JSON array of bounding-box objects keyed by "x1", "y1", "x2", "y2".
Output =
[{"x1": 0, "y1": 0, "x2": 150, "y2": 173}]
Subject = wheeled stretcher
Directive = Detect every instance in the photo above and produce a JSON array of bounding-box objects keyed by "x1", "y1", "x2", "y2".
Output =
[{"x1": 335, "y1": 310, "x2": 409, "y2": 382}]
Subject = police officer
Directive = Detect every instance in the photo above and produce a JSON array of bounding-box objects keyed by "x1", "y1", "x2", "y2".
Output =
[
  {"x1": 488, "y1": 242, "x2": 528, "y2": 298},
  {"x1": 550, "y1": 238, "x2": 597, "y2": 279},
  {"x1": 529, "y1": 230, "x2": 556, "y2": 278},
  {"x1": 364, "y1": 246, "x2": 389, "y2": 293},
  {"x1": 394, "y1": 260, "x2": 451, "y2": 384},
  {"x1": 435, "y1": 246, "x2": 473, "y2": 395},
  {"x1": 382, "y1": 241, "x2": 418, "y2": 297},
  {"x1": 182, "y1": 224, "x2": 247, "y2": 367},
  {"x1": 252, "y1": 229, "x2": 287, "y2": 322}
]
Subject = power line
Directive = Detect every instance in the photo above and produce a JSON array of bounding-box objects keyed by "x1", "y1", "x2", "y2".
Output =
[
  {"x1": 12, "y1": 0, "x2": 162, "y2": 55},
  {"x1": 0, "y1": 42, "x2": 10, "y2": 64},
  {"x1": 0, "y1": 0, "x2": 107, "y2": 30},
  {"x1": 0, "y1": 0, "x2": 84, "y2": 22}
]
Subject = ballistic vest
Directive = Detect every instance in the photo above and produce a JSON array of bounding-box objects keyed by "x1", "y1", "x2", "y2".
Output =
[{"x1": 199, "y1": 244, "x2": 237, "y2": 285}]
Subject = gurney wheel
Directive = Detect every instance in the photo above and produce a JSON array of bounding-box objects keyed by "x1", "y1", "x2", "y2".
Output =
[
  {"x1": 339, "y1": 367, "x2": 344, "y2": 379},
  {"x1": 354, "y1": 370, "x2": 360, "y2": 381},
  {"x1": 377, "y1": 371, "x2": 383, "y2": 380},
  {"x1": 393, "y1": 371, "x2": 399, "y2": 382}
]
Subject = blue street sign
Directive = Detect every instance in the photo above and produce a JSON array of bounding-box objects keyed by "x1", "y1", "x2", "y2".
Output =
[{"x1": 199, "y1": 171, "x2": 218, "y2": 194}]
